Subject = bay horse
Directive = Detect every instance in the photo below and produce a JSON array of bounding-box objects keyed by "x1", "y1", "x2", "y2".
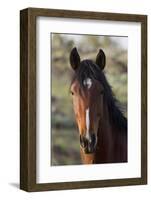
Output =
[{"x1": 69, "y1": 47, "x2": 127, "y2": 164}]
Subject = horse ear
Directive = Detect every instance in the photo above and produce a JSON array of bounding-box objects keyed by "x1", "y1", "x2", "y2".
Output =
[
  {"x1": 96, "y1": 49, "x2": 106, "y2": 70},
  {"x1": 70, "y1": 47, "x2": 81, "y2": 70}
]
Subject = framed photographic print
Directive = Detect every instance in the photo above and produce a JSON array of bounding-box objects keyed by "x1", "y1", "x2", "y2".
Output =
[{"x1": 20, "y1": 8, "x2": 147, "y2": 191}]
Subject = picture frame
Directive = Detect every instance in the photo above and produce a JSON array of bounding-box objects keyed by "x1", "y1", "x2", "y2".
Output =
[{"x1": 20, "y1": 7, "x2": 147, "y2": 192}]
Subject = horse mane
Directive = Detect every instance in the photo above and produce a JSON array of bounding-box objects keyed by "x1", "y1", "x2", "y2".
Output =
[{"x1": 71, "y1": 59, "x2": 127, "y2": 132}]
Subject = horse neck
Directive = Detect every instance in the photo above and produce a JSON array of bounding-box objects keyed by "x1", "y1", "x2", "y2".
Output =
[
  {"x1": 97, "y1": 102, "x2": 114, "y2": 150},
  {"x1": 95, "y1": 102, "x2": 127, "y2": 163}
]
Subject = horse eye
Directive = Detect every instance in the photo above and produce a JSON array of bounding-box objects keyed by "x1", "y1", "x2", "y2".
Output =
[{"x1": 70, "y1": 91, "x2": 74, "y2": 95}]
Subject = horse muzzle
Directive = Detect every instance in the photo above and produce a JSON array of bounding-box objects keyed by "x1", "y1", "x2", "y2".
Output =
[{"x1": 80, "y1": 133, "x2": 97, "y2": 154}]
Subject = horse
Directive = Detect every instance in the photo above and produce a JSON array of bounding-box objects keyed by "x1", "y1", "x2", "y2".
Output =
[{"x1": 69, "y1": 47, "x2": 127, "y2": 164}]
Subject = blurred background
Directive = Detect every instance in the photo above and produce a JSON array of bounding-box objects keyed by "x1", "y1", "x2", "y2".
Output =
[{"x1": 51, "y1": 33, "x2": 127, "y2": 166}]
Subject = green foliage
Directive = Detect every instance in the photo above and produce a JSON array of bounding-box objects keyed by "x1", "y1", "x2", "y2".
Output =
[{"x1": 51, "y1": 129, "x2": 81, "y2": 165}]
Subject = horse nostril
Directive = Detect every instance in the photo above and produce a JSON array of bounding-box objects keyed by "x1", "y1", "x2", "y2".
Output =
[
  {"x1": 80, "y1": 133, "x2": 97, "y2": 154},
  {"x1": 80, "y1": 135, "x2": 87, "y2": 148},
  {"x1": 86, "y1": 134, "x2": 97, "y2": 153},
  {"x1": 90, "y1": 133, "x2": 97, "y2": 147}
]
